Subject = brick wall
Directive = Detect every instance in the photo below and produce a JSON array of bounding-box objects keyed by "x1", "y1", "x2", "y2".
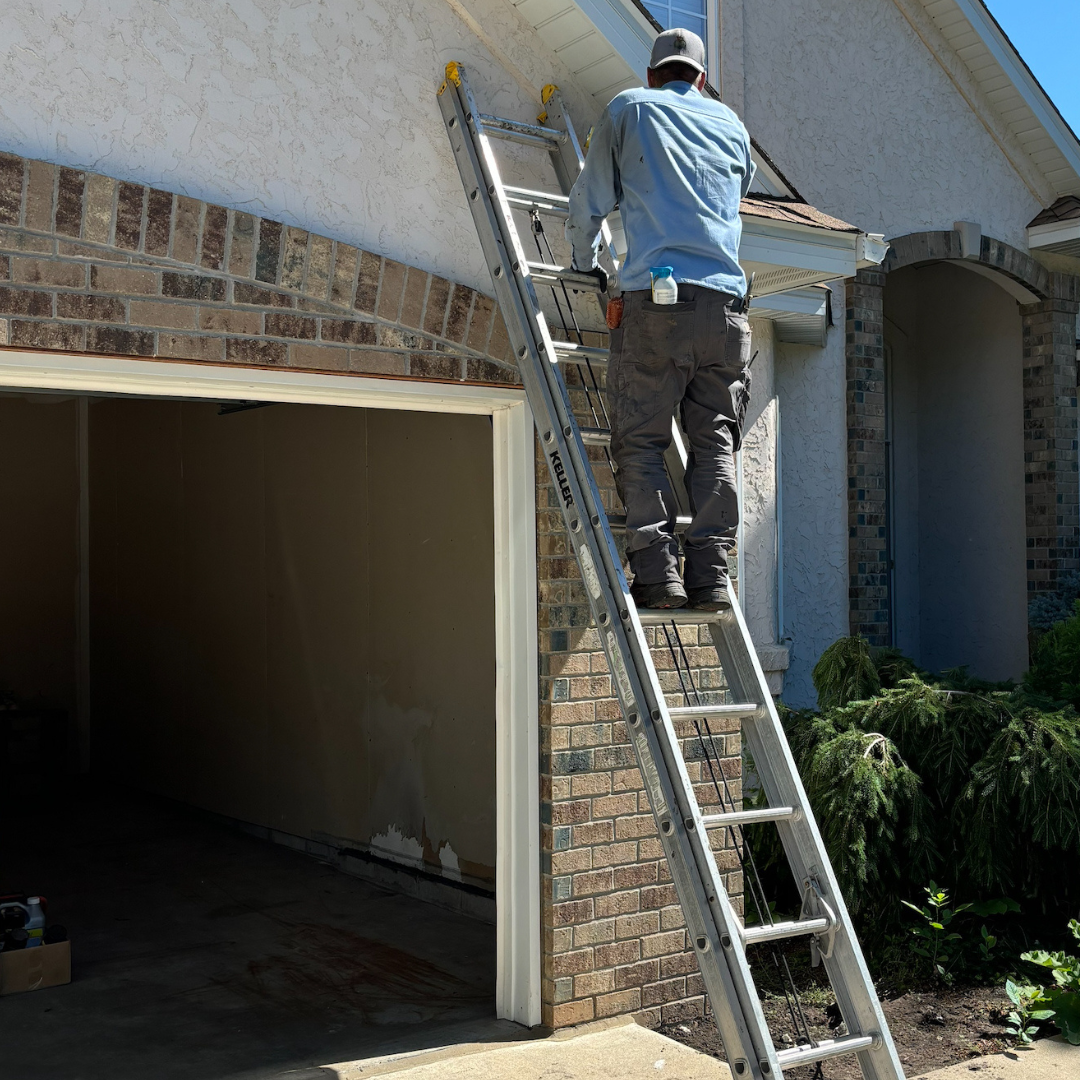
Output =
[
  {"x1": 0, "y1": 152, "x2": 518, "y2": 383},
  {"x1": 845, "y1": 269, "x2": 890, "y2": 645},
  {"x1": 1021, "y1": 298, "x2": 1080, "y2": 594},
  {"x1": 871, "y1": 232, "x2": 1080, "y2": 624},
  {"x1": 539, "y1": 356, "x2": 742, "y2": 1028},
  {"x1": 0, "y1": 149, "x2": 745, "y2": 1031}
]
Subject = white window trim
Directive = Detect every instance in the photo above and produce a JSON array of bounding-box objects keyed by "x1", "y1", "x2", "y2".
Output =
[{"x1": 0, "y1": 348, "x2": 542, "y2": 1027}]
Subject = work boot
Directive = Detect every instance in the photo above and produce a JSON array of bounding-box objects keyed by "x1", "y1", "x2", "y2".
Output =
[
  {"x1": 631, "y1": 579, "x2": 688, "y2": 610},
  {"x1": 686, "y1": 583, "x2": 731, "y2": 611}
]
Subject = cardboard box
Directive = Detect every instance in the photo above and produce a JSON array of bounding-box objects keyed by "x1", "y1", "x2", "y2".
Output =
[{"x1": 0, "y1": 941, "x2": 70, "y2": 995}]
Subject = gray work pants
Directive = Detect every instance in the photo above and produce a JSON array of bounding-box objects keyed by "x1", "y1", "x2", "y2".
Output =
[{"x1": 607, "y1": 285, "x2": 752, "y2": 589}]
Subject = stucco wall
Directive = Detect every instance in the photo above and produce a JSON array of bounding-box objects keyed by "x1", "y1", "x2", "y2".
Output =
[
  {"x1": 0, "y1": 0, "x2": 600, "y2": 294},
  {"x1": 734, "y1": 0, "x2": 1041, "y2": 251},
  {"x1": 774, "y1": 286, "x2": 849, "y2": 707},
  {"x1": 741, "y1": 318, "x2": 779, "y2": 648},
  {"x1": 886, "y1": 262, "x2": 1028, "y2": 679}
]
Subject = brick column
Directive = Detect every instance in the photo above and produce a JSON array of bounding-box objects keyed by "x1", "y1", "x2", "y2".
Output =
[
  {"x1": 846, "y1": 270, "x2": 890, "y2": 645},
  {"x1": 1021, "y1": 298, "x2": 1080, "y2": 595},
  {"x1": 538, "y1": 354, "x2": 742, "y2": 1029}
]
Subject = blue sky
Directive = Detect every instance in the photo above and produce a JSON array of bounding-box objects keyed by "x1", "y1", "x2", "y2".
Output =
[{"x1": 984, "y1": 0, "x2": 1080, "y2": 135}]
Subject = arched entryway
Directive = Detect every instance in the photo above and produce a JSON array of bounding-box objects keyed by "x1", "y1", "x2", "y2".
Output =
[
  {"x1": 846, "y1": 229, "x2": 1080, "y2": 677},
  {"x1": 885, "y1": 260, "x2": 1027, "y2": 677}
]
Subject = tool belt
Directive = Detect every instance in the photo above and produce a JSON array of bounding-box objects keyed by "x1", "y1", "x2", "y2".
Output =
[{"x1": 607, "y1": 289, "x2": 750, "y2": 329}]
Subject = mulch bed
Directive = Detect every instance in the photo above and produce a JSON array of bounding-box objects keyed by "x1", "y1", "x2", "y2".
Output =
[{"x1": 659, "y1": 985, "x2": 1014, "y2": 1078}]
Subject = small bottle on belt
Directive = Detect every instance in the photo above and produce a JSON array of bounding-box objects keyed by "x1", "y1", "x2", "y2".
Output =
[{"x1": 649, "y1": 266, "x2": 677, "y2": 305}]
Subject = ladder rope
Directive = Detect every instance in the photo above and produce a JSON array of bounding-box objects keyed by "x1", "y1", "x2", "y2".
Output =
[
  {"x1": 662, "y1": 621, "x2": 824, "y2": 1069},
  {"x1": 526, "y1": 210, "x2": 617, "y2": 488}
]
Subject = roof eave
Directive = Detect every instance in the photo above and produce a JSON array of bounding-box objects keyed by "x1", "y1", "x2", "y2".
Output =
[
  {"x1": 740, "y1": 216, "x2": 884, "y2": 297},
  {"x1": 947, "y1": 0, "x2": 1080, "y2": 192},
  {"x1": 1028, "y1": 219, "x2": 1080, "y2": 258}
]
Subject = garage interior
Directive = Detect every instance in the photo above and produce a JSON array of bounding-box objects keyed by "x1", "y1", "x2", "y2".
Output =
[{"x1": 0, "y1": 392, "x2": 506, "y2": 1079}]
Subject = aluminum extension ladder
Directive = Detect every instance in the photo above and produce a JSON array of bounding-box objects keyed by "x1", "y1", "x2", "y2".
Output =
[{"x1": 438, "y1": 62, "x2": 905, "y2": 1080}]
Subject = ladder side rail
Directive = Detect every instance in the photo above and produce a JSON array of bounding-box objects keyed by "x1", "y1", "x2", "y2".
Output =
[
  {"x1": 439, "y1": 69, "x2": 778, "y2": 1080},
  {"x1": 707, "y1": 602, "x2": 906, "y2": 1080},
  {"x1": 540, "y1": 87, "x2": 621, "y2": 308}
]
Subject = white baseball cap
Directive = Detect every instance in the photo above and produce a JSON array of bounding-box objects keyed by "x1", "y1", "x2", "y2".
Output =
[{"x1": 649, "y1": 29, "x2": 706, "y2": 76}]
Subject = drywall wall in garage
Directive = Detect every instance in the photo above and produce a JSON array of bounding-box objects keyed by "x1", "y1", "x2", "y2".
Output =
[
  {"x1": 0, "y1": 395, "x2": 78, "y2": 721},
  {"x1": 89, "y1": 400, "x2": 496, "y2": 887}
]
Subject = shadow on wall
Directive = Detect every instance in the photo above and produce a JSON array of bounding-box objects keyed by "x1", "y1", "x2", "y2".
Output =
[{"x1": 884, "y1": 261, "x2": 1028, "y2": 681}]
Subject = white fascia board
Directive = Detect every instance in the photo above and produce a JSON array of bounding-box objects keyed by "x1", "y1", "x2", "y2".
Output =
[
  {"x1": 1028, "y1": 219, "x2": 1080, "y2": 250},
  {"x1": 949, "y1": 0, "x2": 1080, "y2": 180},
  {"x1": 572, "y1": 0, "x2": 653, "y2": 77},
  {"x1": 569, "y1": 0, "x2": 791, "y2": 196},
  {"x1": 740, "y1": 219, "x2": 861, "y2": 278}
]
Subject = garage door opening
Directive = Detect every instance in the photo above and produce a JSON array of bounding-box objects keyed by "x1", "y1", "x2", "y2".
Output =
[{"x1": 0, "y1": 374, "x2": 536, "y2": 1078}]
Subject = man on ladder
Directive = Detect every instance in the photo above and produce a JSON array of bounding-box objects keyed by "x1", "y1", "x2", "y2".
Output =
[{"x1": 566, "y1": 29, "x2": 756, "y2": 613}]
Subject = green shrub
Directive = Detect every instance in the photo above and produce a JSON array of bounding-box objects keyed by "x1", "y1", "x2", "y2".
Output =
[{"x1": 764, "y1": 637, "x2": 1080, "y2": 954}]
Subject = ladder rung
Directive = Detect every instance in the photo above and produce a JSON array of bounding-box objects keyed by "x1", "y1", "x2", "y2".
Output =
[
  {"x1": 579, "y1": 426, "x2": 610, "y2": 446},
  {"x1": 700, "y1": 806, "x2": 798, "y2": 829},
  {"x1": 479, "y1": 114, "x2": 564, "y2": 148},
  {"x1": 668, "y1": 703, "x2": 759, "y2": 721},
  {"x1": 635, "y1": 607, "x2": 730, "y2": 626},
  {"x1": 552, "y1": 342, "x2": 609, "y2": 364},
  {"x1": 526, "y1": 261, "x2": 602, "y2": 289},
  {"x1": 504, "y1": 185, "x2": 569, "y2": 205},
  {"x1": 777, "y1": 1034, "x2": 878, "y2": 1069},
  {"x1": 505, "y1": 194, "x2": 569, "y2": 218},
  {"x1": 741, "y1": 916, "x2": 831, "y2": 946}
]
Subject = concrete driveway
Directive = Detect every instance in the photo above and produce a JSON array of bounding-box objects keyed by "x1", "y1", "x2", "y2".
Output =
[
  {"x1": 326, "y1": 1018, "x2": 730, "y2": 1079},
  {"x1": 914, "y1": 1037, "x2": 1075, "y2": 1079},
  {"x1": 328, "y1": 1021, "x2": 1076, "y2": 1080}
]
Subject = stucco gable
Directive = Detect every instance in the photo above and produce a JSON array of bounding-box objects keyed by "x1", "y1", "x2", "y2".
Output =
[{"x1": 898, "y1": 0, "x2": 1080, "y2": 200}]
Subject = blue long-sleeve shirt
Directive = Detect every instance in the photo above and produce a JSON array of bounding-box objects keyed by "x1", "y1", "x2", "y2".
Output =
[{"x1": 566, "y1": 82, "x2": 755, "y2": 295}]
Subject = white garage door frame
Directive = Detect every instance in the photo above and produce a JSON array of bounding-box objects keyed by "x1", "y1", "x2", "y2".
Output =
[{"x1": 0, "y1": 347, "x2": 542, "y2": 1028}]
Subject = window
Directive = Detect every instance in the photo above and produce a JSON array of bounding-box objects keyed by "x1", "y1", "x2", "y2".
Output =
[
  {"x1": 643, "y1": 0, "x2": 720, "y2": 90},
  {"x1": 643, "y1": 0, "x2": 707, "y2": 47}
]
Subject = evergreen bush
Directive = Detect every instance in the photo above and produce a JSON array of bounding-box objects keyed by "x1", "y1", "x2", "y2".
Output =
[{"x1": 762, "y1": 636, "x2": 1080, "y2": 950}]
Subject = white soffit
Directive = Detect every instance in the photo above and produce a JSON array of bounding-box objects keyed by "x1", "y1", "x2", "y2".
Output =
[
  {"x1": 749, "y1": 287, "x2": 830, "y2": 347},
  {"x1": 915, "y1": 0, "x2": 1080, "y2": 198},
  {"x1": 509, "y1": 0, "x2": 789, "y2": 196}
]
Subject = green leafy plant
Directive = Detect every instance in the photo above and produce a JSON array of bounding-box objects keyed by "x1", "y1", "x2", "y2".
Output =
[
  {"x1": 901, "y1": 883, "x2": 971, "y2": 983},
  {"x1": 900, "y1": 885, "x2": 1017, "y2": 983},
  {"x1": 1026, "y1": 601, "x2": 1080, "y2": 710},
  {"x1": 1004, "y1": 979, "x2": 1055, "y2": 1045},
  {"x1": 1020, "y1": 919, "x2": 1080, "y2": 1045}
]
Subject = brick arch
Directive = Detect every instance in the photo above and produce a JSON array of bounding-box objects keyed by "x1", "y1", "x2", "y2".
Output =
[
  {"x1": 883, "y1": 229, "x2": 1065, "y2": 301},
  {"x1": 0, "y1": 151, "x2": 519, "y2": 385}
]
